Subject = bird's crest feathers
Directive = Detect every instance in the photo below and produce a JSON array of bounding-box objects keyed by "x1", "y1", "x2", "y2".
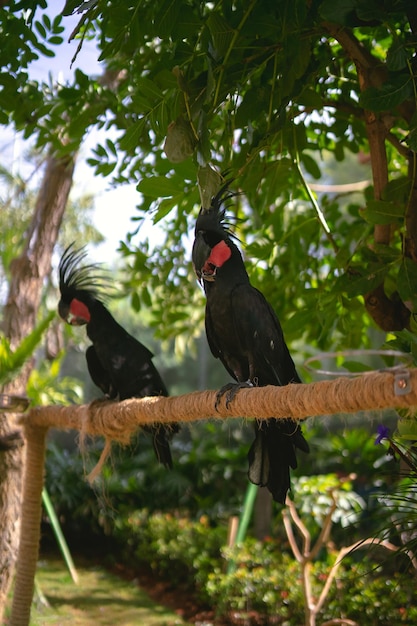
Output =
[
  {"x1": 196, "y1": 181, "x2": 241, "y2": 241},
  {"x1": 59, "y1": 243, "x2": 110, "y2": 303}
]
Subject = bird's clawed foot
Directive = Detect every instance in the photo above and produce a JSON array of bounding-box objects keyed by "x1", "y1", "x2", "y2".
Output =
[
  {"x1": 215, "y1": 380, "x2": 253, "y2": 411},
  {"x1": 89, "y1": 397, "x2": 115, "y2": 409}
]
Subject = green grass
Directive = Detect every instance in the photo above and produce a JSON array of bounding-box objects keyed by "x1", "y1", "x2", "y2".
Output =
[{"x1": 12, "y1": 558, "x2": 192, "y2": 626}]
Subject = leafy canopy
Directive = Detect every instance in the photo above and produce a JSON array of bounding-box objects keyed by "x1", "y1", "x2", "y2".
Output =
[{"x1": 2, "y1": 0, "x2": 417, "y2": 357}]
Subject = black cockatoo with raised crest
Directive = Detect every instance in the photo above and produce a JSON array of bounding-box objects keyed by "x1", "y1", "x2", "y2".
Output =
[
  {"x1": 192, "y1": 185, "x2": 309, "y2": 503},
  {"x1": 58, "y1": 243, "x2": 179, "y2": 468}
]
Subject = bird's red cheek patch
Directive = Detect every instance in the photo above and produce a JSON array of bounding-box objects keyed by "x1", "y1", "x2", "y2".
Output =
[
  {"x1": 207, "y1": 241, "x2": 232, "y2": 268},
  {"x1": 69, "y1": 299, "x2": 91, "y2": 324}
]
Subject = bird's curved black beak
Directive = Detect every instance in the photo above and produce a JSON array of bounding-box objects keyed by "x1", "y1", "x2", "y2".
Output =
[{"x1": 192, "y1": 231, "x2": 212, "y2": 284}]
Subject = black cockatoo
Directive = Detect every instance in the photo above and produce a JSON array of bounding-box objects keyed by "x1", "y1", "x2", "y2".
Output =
[
  {"x1": 58, "y1": 244, "x2": 179, "y2": 468},
  {"x1": 192, "y1": 186, "x2": 309, "y2": 503}
]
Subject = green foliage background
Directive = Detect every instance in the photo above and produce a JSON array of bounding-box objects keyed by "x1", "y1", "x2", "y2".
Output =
[{"x1": 2, "y1": 0, "x2": 417, "y2": 355}]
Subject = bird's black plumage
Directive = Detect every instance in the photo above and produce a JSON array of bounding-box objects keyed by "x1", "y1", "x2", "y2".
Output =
[
  {"x1": 192, "y1": 186, "x2": 309, "y2": 503},
  {"x1": 58, "y1": 244, "x2": 179, "y2": 468}
]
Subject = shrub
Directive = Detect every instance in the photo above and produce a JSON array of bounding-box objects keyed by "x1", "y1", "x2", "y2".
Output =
[
  {"x1": 114, "y1": 511, "x2": 417, "y2": 625},
  {"x1": 114, "y1": 510, "x2": 227, "y2": 595}
]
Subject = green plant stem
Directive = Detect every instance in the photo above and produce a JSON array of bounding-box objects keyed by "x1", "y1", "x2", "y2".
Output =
[
  {"x1": 294, "y1": 156, "x2": 339, "y2": 254},
  {"x1": 227, "y1": 482, "x2": 258, "y2": 574},
  {"x1": 42, "y1": 488, "x2": 79, "y2": 584}
]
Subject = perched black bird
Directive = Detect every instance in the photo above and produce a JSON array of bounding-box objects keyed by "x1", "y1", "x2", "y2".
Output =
[
  {"x1": 58, "y1": 244, "x2": 178, "y2": 468},
  {"x1": 192, "y1": 186, "x2": 309, "y2": 503}
]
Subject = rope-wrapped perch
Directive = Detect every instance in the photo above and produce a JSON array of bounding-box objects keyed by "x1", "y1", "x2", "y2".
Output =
[
  {"x1": 10, "y1": 368, "x2": 417, "y2": 626},
  {"x1": 24, "y1": 368, "x2": 417, "y2": 439},
  {"x1": 9, "y1": 424, "x2": 47, "y2": 626}
]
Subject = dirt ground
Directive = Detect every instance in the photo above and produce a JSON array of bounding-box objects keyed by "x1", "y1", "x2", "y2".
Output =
[
  {"x1": 110, "y1": 561, "x2": 229, "y2": 625},
  {"x1": 120, "y1": 562, "x2": 272, "y2": 626}
]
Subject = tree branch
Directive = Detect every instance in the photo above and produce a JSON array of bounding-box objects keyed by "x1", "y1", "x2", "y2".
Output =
[
  {"x1": 323, "y1": 21, "x2": 413, "y2": 331},
  {"x1": 282, "y1": 507, "x2": 304, "y2": 563}
]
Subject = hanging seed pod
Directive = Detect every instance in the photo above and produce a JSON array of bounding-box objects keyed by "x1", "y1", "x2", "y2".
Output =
[
  {"x1": 198, "y1": 165, "x2": 222, "y2": 209},
  {"x1": 164, "y1": 115, "x2": 197, "y2": 163}
]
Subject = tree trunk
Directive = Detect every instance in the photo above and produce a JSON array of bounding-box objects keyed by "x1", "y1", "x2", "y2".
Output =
[
  {"x1": 253, "y1": 486, "x2": 272, "y2": 540},
  {"x1": 0, "y1": 151, "x2": 76, "y2": 621}
]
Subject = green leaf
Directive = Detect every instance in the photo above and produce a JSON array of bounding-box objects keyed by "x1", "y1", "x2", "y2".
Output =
[
  {"x1": 206, "y1": 12, "x2": 234, "y2": 59},
  {"x1": 48, "y1": 36, "x2": 64, "y2": 45},
  {"x1": 383, "y1": 176, "x2": 411, "y2": 203},
  {"x1": 96, "y1": 161, "x2": 116, "y2": 176},
  {"x1": 106, "y1": 138, "x2": 117, "y2": 157},
  {"x1": 152, "y1": 195, "x2": 182, "y2": 223},
  {"x1": 42, "y1": 13, "x2": 51, "y2": 31},
  {"x1": 319, "y1": 0, "x2": 356, "y2": 24},
  {"x1": 301, "y1": 153, "x2": 321, "y2": 180},
  {"x1": 334, "y1": 265, "x2": 389, "y2": 297},
  {"x1": 154, "y1": 0, "x2": 182, "y2": 37},
  {"x1": 361, "y1": 200, "x2": 405, "y2": 224},
  {"x1": 119, "y1": 118, "x2": 147, "y2": 152},
  {"x1": 58, "y1": 87, "x2": 80, "y2": 102},
  {"x1": 355, "y1": 0, "x2": 385, "y2": 22},
  {"x1": 61, "y1": 0, "x2": 86, "y2": 16},
  {"x1": 33, "y1": 41, "x2": 55, "y2": 57},
  {"x1": 135, "y1": 77, "x2": 163, "y2": 102},
  {"x1": 397, "y1": 257, "x2": 417, "y2": 311},
  {"x1": 386, "y1": 40, "x2": 409, "y2": 72},
  {"x1": 406, "y1": 111, "x2": 417, "y2": 151},
  {"x1": 35, "y1": 20, "x2": 47, "y2": 39},
  {"x1": 360, "y1": 75, "x2": 413, "y2": 111},
  {"x1": 131, "y1": 291, "x2": 141, "y2": 312},
  {"x1": 93, "y1": 143, "x2": 108, "y2": 158},
  {"x1": 0, "y1": 311, "x2": 55, "y2": 385},
  {"x1": 137, "y1": 176, "x2": 184, "y2": 198}
]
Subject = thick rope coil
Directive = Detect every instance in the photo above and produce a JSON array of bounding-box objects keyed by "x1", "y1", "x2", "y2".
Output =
[
  {"x1": 22, "y1": 369, "x2": 417, "y2": 480},
  {"x1": 24, "y1": 369, "x2": 417, "y2": 437}
]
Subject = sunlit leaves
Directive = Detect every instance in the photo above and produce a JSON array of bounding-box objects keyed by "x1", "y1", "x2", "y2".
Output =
[
  {"x1": 0, "y1": 312, "x2": 54, "y2": 385},
  {"x1": 137, "y1": 174, "x2": 187, "y2": 198}
]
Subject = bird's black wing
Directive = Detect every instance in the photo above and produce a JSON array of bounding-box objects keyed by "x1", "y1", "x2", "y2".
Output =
[
  {"x1": 230, "y1": 283, "x2": 300, "y2": 387},
  {"x1": 86, "y1": 345, "x2": 117, "y2": 398},
  {"x1": 205, "y1": 303, "x2": 238, "y2": 382},
  {"x1": 229, "y1": 283, "x2": 309, "y2": 503}
]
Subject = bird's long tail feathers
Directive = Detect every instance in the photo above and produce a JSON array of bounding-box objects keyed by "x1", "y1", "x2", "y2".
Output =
[
  {"x1": 145, "y1": 423, "x2": 180, "y2": 469},
  {"x1": 247, "y1": 418, "x2": 309, "y2": 504}
]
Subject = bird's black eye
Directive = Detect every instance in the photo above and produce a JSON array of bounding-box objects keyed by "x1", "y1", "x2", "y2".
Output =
[{"x1": 203, "y1": 231, "x2": 222, "y2": 248}]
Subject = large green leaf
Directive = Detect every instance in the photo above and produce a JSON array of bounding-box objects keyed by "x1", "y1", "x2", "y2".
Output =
[
  {"x1": 0, "y1": 311, "x2": 55, "y2": 385},
  {"x1": 397, "y1": 258, "x2": 417, "y2": 312},
  {"x1": 137, "y1": 175, "x2": 185, "y2": 198},
  {"x1": 319, "y1": 0, "x2": 357, "y2": 24},
  {"x1": 361, "y1": 200, "x2": 405, "y2": 224},
  {"x1": 386, "y1": 40, "x2": 410, "y2": 72},
  {"x1": 360, "y1": 74, "x2": 414, "y2": 111},
  {"x1": 334, "y1": 265, "x2": 389, "y2": 297},
  {"x1": 206, "y1": 12, "x2": 234, "y2": 59}
]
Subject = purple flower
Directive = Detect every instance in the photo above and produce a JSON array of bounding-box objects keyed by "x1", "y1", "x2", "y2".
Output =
[{"x1": 374, "y1": 424, "x2": 390, "y2": 445}]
